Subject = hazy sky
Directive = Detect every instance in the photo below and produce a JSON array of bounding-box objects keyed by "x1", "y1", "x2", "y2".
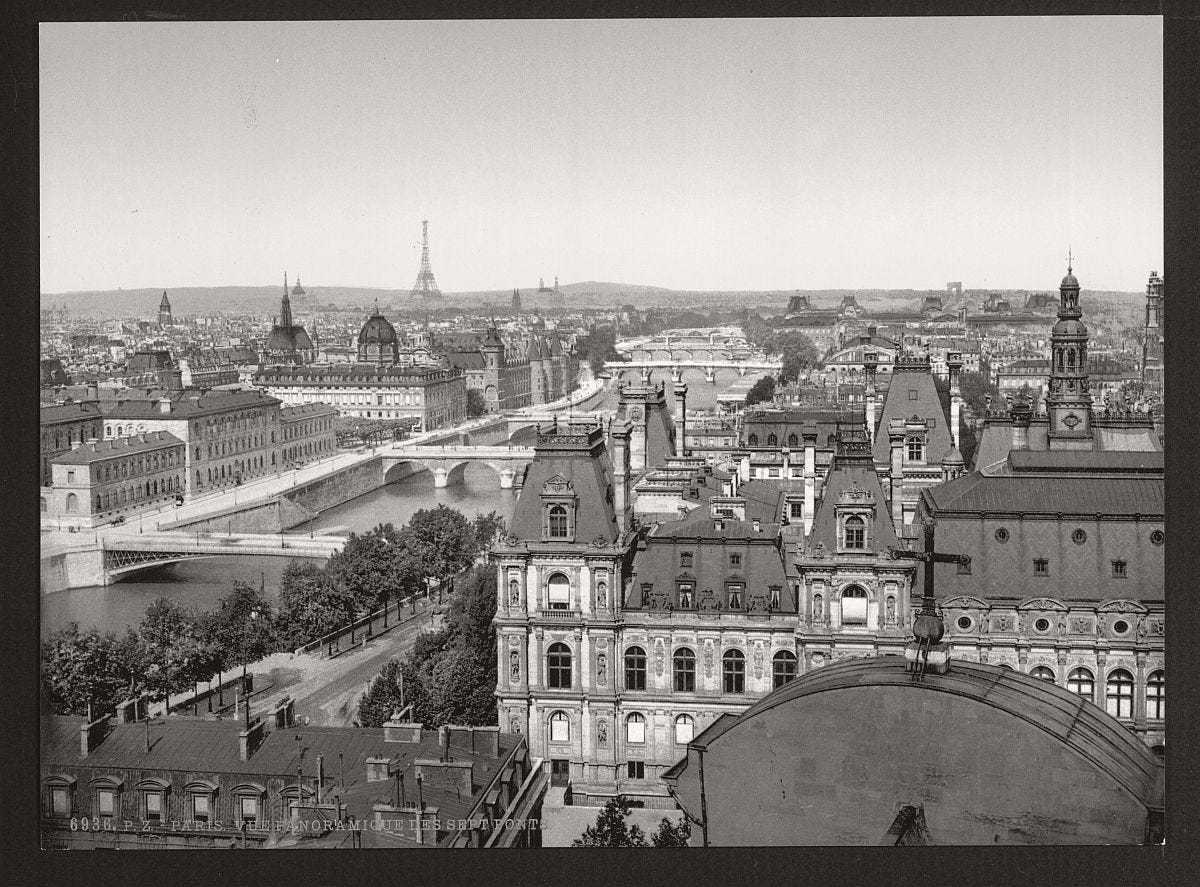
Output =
[{"x1": 40, "y1": 17, "x2": 1162, "y2": 294}]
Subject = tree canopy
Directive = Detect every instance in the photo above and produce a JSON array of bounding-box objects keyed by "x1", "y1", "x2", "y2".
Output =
[
  {"x1": 198, "y1": 582, "x2": 277, "y2": 673},
  {"x1": 276, "y1": 560, "x2": 360, "y2": 650},
  {"x1": 744, "y1": 374, "x2": 777, "y2": 407},
  {"x1": 41, "y1": 623, "x2": 140, "y2": 717},
  {"x1": 572, "y1": 797, "x2": 649, "y2": 847}
]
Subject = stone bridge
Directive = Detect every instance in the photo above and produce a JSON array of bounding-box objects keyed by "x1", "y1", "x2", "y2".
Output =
[
  {"x1": 381, "y1": 443, "x2": 536, "y2": 488},
  {"x1": 605, "y1": 358, "x2": 780, "y2": 384}
]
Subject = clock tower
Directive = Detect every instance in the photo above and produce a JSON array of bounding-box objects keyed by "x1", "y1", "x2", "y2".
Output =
[{"x1": 1045, "y1": 260, "x2": 1094, "y2": 449}]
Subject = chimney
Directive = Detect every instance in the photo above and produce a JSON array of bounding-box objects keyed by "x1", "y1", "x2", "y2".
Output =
[
  {"x1": 673, "y1": 382, "x2": 688, "y2": 456},
  {"x1": 802, "y1": 430, "x2": 818, "y2": 537},
  {"x1": 864, "y1": 352, "x2": 878, "y2": 436},
  {"x1": 888, "y1": 419, "x2": 905, "y2": 528},
  {"x1": 1011, "y1": 402, "x2": 1033, "y2": 451},
  {"x1": 79, "y1": 712, "x2": 111, "y2": 759},
  {"x1": 271, "y1": 696, "x2": 296, "y2": 729},
  {"x1": 611, "y1": 420, "x2": 632, "y2": 535},
  {"x1": 714, "y1": 518, "x2": 724, "y2": 532},
  {"x1": 157, "y1": 395, "x2": 172, "y2": 414},
  {"x1": 383, "y1": 719, "x2": 423, "y2": 743},
  {"x1": 868, "y1": 326, "x2": 877, "y2": 338},
  {"x1": 439, "y1": 725, "x2": 451, "y2": 762},
  {"x1": 238, "y1": 717, "x2": 267, "y2": 761},
  {"x1": 947, "y1": 352, "x2": 963, "y2": 449},
  {"x1": 752, "y1": 518, "x2": 762, "y2": 533}
]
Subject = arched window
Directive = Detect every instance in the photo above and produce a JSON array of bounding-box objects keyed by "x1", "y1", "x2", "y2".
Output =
[
  {"x1": 40, "y1": 497, "x2": 47, "y2": 513},
  {"x1": 841, "y1": 586, "x2": 868, "y2": 625},
  {"x1": 624, "y1": 646, "x2": 647, "y2": 691},
  {"x1": 65, "y1": 493, "x2": 78, "y2": 512},
  {"x1": 767, "y1": 434, "x2": 778, "y2": 447},
  {"x1": 1146, "y1": 670, "x2": 1165, "y2": 720},
  {"x1": 547, "y1": 643, "x2": 572, "y2": 689},
  {"x1": 787, "y1": 434, "x2": 798, "y2": 447},
  {"x1": 1029, "y1": 666, "x2": 1056, "y2": 682},
  {"x1": 772, "y1": 651, "x2": 798, "y2": 689},
  {"x1": 626, "y1": 712, "x2": 646, "y2": 743},
  {"x1": 548, "y1": 505, "x2": 568, "y2": 538},
  {"x1": 906, "y1": 436, "x2": 924, "y2": 462},
  {"x1": 1106, "y1": 669, "x2": 1134, "y2": 719},
  {"x1": 722, "y1": 650, "x2": 745, "y2": 694},
  {"x1": 674, "y1": 714, "x2": 694, "y2": 745},
  {"x1": 547, "y1": 573, "x2": 571, "y2": 610},
  {"x1": 548, "y1": 711, "x2": 569, "y2": 742},
  {"x1": 1067, "y1": 667, "x2": 1094, "y2": 701},
  {"x1": 673, "y1": 648, "x2": 696, "y2": 692},
  {"x1": 843, "y1": 516, "x2": 865, "y2": 549},
  {"x1": 748, "y1": 434, "x2": 759, "y2": 446}
]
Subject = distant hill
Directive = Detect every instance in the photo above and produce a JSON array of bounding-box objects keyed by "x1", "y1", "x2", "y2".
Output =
[{"x1": 40, "y1": 282, "x2": 1144, "y2": 319}]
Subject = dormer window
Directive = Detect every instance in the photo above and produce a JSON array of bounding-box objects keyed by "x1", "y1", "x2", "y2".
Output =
[
  {"x1": 548, "y1": 505, "x2": 568, "y2": 538},
  {"x1": 906, "y1": 436, "x2": 924, "y2": 462},
  {"x1": 541, "y1": 474, "x2": 577, "y2": 542},
  {"x1": 727, "y1": 584, "x2": 744, "y2": 610},
  {"x1": 843, "y1": 515, "x2": 866, "y2": 549},
  {"x1": 677, "y1": 582, "x2": 694, "y2": 609},
  {"x1": 769, "y1": 586, "x2": 781, "y2": 609}
]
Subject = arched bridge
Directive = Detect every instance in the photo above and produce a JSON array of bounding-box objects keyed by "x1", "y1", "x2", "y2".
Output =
[
  {"x1": 102, "y1": 530, "x2": 347, "y2": 580},
  {"x1": 605, "y1": 358, "x2": 780, "y2": 383},
  {"x1": 381, "y1": 443, "x2": 535, "y2": 489}
]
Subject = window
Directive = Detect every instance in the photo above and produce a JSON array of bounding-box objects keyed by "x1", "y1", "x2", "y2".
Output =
[
  {"x1": 679, "y1": 551, "x2": 693, "y2": 568},
  {"x1": 1146, "y1": 670, "x2": 1165, "y2": 720},
  {"x1": 625, "y1": 647, "x2": 647, "y2": 691},
  {"x1": 239, "y1": 795, "x2": 258, "y2": 824},
  {"x1": 1033, "y1": 558, "x2": 1049, "y2": 575},
  {"x1": 96, "y1": 788, "x2": 116, "y2": 820},
  {"x1": 65, "y1": 493, "x2": 78, "y2": 512},
  {"x1": 627, "y1": 761, "x2": 645, "y2": 780},
  {"x1": 722, "y1": 650, "x2": 745, "y2": 693},
  {"x1": 788, "y1": 434, "x2": 798, "y2": 447},
  {"x1": 626, "y1": 713, "x2": 646, "y2": 743},
  {"x1": 144, "y1": 790, "x2": 163, "y2": 822},
  {"x1": 50, "y1": 786, "x2": 71, "y2": 818},
  {"x1": 1112, "y1": 560, "x2": 1127, "y2": 578},
  {"x1": 547, "y1": 643, "x2": 572, "y2": 689},
  {"x1": 841, "y1": 586, "x2": 868, "y2": 625},
  {"x1": 906, "y1": 436, "x2": 924, "y2": 462},
  {"x1": 1030, "y1": 666, "x2": 1056, "y2": 682},
  {"x1": 769, "y1": 586, "x2": 781, "y2": 610},
  {"x1": 773, "y1": 651, "x2": 798, "y2": 689},
  {"x1": 748, "y1": 434, "x2": 758, "y2": 446},
  {"x1": 677, "y1": 582, "x2": 694, "y2": 609},
  {"x1": 767, "y1": 434, "x2": 778, "y2": 447},
  {"x1": 790, "y1": 501, "x2": 804, "y2": 519},
  {"x1": 843, "y1": 515, "x2": 865, "y2": 549},
  {"x1": 1067, "y1": 667, "x2": 1094, "y2": 702},
  {"x1": 67, "y1": 470, "x2": 76, "y2": 483},
  {"x1": 40, "y1": 497, "x2": 46, "y2": 513},
  {"x1": 727, "y1": 584, "x2": 744, "y2": 610},
  {"x1": 548, "y1": 505, "x2": 568, "y2": 538},
  {"x1": 543, "y1": 710, "x2": 572, "y2": 745},
  {"x1": 547, "y1": 573, "x2": 571, "y2": 610},
  {"x1": 192, "y1": 793, "x2": 210, "y2": 823},
  {"x1": 729, "y1": 553, "x2": 742, "y2": 568},
  {"x1": 674, "y1": 648, "x2": 696, "y2": 692},
  {"x1": 674, "y1": 715, "x2": 695, "y2": 744},
  {"x1": 1106, "y1": 669, "x2": 1134, "y2": 719},
  {"x1": 908, "y1": 389, "x2": 918, "y2": 401}
]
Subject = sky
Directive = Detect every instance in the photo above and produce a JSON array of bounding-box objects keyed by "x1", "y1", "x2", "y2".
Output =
[{"x1": 40, "y1": 17, "x2": 1163, "y2": 294}]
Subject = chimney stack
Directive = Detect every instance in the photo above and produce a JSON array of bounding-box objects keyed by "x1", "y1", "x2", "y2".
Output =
[
  {"x1": 802, "y1": 430, "x2": 818, "y2": 537},
  {"x1": 888, "y1": 419, "x2": 905, "y2": 528},
  {"x1": 611, "y1": 420, "x2": 632, "y2": 535},
  {"x1": 1011, "y1": 401, "x2": 1033, "y2": 451},
  {"x1": 753, "y1": 518, "x2": 762, "y2": 533},
  {"x1": 157, "y1": 395, "x2": 172, "y2": 414},
  {"x1": 673, "y1": 382, "x2": 688, "y2": 456},
  {"x1": 947, "y1": 352, "x2": 963, "y2": 449}
]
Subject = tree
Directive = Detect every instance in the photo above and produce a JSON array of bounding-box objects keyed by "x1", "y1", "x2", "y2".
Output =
[
  {"x1": 198, "y1": 582, "x2": 277, "y2": 674},
  {"x1": 275, "y1": 560, "x2": 359, "y2": 649},
  {"x1": 575, "y1": 325, "x2": 620, "y2": 376},
  {"x1": 325, "y1": 523, "x2": 412, "y2": 612},
  {"x1": 650, "y1": 816, "x2": 692, "y2": 847},
  {"x1": 744, "y1": 374, "x2": 777, "y2": 407},
  {"x1": 957, "y1": 371, "x2": 1000, "y2": 416},
  {"x1": 135, "y1": 597, "x2": 218, "y2": 704},
  {"x1": 356, "y1": 658, "x2": 408, "y2": 728},
  {"x1": 470, "y1": 511, "x2": 507, "y2": 558},
  {"x1": 466, "y1": 388, "x2": 487, "y2": 418},
  {"x1": 768, "y1": 330, "x2": 821, "y2": 384},
  {"x1": 41, "y1": 623, "x2": 139, "y2": 717},
  {"x1": 400, "y1": 506, "x2": 477, "y2": 599},
  {"x1": 572, "y1": 797, "x2": 648, "y2": 847}
]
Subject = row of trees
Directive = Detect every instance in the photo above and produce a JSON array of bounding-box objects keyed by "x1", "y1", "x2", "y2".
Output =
[
  {"x1": 356, "y1": 562, "x2": 499, "y2": 730},
  {"x1": 574, "y1": 325, "x2": 620, "y2": 376},
  {"x1": 573, "y1": 797, "x2": 691, "y2": 847},
  {"x1": 41, "y1": 505, "x2": 506, "y2": 719},
  {"x1": 333, "y1": 416, "x2": 419, "y2": 448}
]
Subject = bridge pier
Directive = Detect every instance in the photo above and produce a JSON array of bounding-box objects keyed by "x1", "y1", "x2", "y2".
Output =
[
  {"x1": 705, "y1": 366, "x2": 716, "y2": 384},
  {"x1": 499, "y1": 468, "x2": 516, "y2": 489},
  {"x1": 738, "y1": 365, "x2": 748, "y2": 377},
  {"x1": 433, "y1": 467, "x2": 450, "y2": 488},
  {"x1": 670, "y1": 365, "x2": 683, "y2": 384}
]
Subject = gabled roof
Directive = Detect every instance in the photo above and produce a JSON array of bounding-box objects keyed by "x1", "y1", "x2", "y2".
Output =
[
  {"x1": 52, "y1": 431, "x2": 184, "y2": 464},
  {"x1": 872, "y1": 364, "x2": 952, "y2": 464},
  {"x1": 923, "y1": 471, "x2": 1163, "y2": 517},
  {"x1": 41, "y1": 400, "x2": 103, "y2": 426},
  {"x1": 805, "y1": 451, "x2": 900, "y2": 556}
]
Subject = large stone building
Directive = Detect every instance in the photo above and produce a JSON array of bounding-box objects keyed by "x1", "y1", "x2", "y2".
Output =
[
  {"x1": 40, "y1": 400, "x2": 104, "y2": 485},
  {"x1": 443, "y1": 326, "x2": 576, "y2": 413},
  {"x1": 663, "y1": 657, "x2": 1164, "y2": 844},
  {"x1": 41, "y1": 703, "x2": 546, "y2": 849},
  {"x1": 261, "y1": 273, "x2": 317, "y2": 364}
]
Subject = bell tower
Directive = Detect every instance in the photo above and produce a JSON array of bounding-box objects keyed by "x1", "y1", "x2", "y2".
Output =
[{"x1": 1045, "y1": 258, "x2": 1093, "y2": 449}]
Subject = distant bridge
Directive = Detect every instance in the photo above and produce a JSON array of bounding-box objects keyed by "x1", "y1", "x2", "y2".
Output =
[
  {"x1": 381, "y1": 443, "x2": 535, "y2": 488},
  {"x1": 605, "y1": 358, "x2": 780, "y2": 383},
  {"x1": 100, "y1": 530, "x2": 348, "y2": 580}
]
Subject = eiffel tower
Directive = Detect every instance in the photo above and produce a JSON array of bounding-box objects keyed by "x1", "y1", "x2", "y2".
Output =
[{"x1": 410, "y1": 219, "x2": 442, "y2": 302}]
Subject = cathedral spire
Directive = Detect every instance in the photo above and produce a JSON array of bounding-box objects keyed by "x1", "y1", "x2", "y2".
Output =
[{"x1": 280, "y1": 271, "x2": 294, "y2": 329}]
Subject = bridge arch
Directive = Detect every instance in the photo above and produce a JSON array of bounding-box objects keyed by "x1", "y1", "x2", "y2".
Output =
[
  {"x1": 384, "y1": 460, "x2": 426, "y2": 485},
  {"x1": 508, "y1": 424, "x2": 538, "y2": 446}
]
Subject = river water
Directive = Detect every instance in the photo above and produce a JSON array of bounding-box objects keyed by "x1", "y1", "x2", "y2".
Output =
[{"x1": 41, "y1": 368, "x2": 760, "y2": 639}]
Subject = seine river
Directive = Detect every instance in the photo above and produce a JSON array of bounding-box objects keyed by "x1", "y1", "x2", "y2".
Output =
[{"x1": 40, "y1": 367, "x2": 758, "y2": 639}]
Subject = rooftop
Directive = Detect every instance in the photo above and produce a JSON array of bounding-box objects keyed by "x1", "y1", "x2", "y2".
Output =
[{"x1": 52, "y1": 431, "x2": 184, "y2": 464}]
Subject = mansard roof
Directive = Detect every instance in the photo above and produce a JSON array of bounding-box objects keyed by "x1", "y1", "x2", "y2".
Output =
[
  {"x1": 871, "y1": 361, "x2": 952, "y2": 464},
  {"x1": 804, "y1": 452, "x2": 900, "y2": 557}
]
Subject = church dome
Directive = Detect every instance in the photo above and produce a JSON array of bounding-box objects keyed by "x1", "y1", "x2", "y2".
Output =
[
  {"x1": 1052, "y1": 317, "x2": 1088, "y2": 337},
  {"x1": 358, "y1": 312, "x2": 398, "y2": 346},
  {"x1": 941, "y1": 445, "x2": 965, "y2": 466},
  {"x1": 1061, "y1": 269, "x2": 1079, "y2": 289}
]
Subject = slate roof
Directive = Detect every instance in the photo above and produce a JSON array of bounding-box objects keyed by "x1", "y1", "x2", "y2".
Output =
[
  {"x1": 52, "y1": 431, "x2": 184, "y2": 464},
  {"x1": 41, "y1": 400, "x2": 103, "y2": 426},
  {"x1": 445, "y1": 351, "x2": 485, "y2": 370},
  {"x1": 508, "y1": 424, "x2": 620, "y2": 544},
  {"x1": 804, "y1": 452, "x2": 900, "y2": 556},
  {"x1": 974, "y1": 417, "x2": 1162, "y2": 471},
  {"x1": 923, "y1": 472, "x2": 1164, "y2": 517},
  {"x1": 676, "y1": 657, "x2": 1163, "y2": 812},
  {"x1": 103, "y1": 389, "x2": 282, "y2": 419},
  {"x1": 872, "y1": 364, "x2": 952, "y2": 464}
]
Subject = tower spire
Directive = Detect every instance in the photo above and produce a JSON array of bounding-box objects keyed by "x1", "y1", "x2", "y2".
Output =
[
  {"x1": 410, "y1": 219, "x2": 442, "y2": 303},
  {"x1": 280, "y1": 271, "x2": 293, "y2": 329}
]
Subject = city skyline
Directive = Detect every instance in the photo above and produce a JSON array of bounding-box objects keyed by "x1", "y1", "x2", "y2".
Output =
[{"x1": 41, "y1": 17, "x2": 1162, "y2": 295}]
